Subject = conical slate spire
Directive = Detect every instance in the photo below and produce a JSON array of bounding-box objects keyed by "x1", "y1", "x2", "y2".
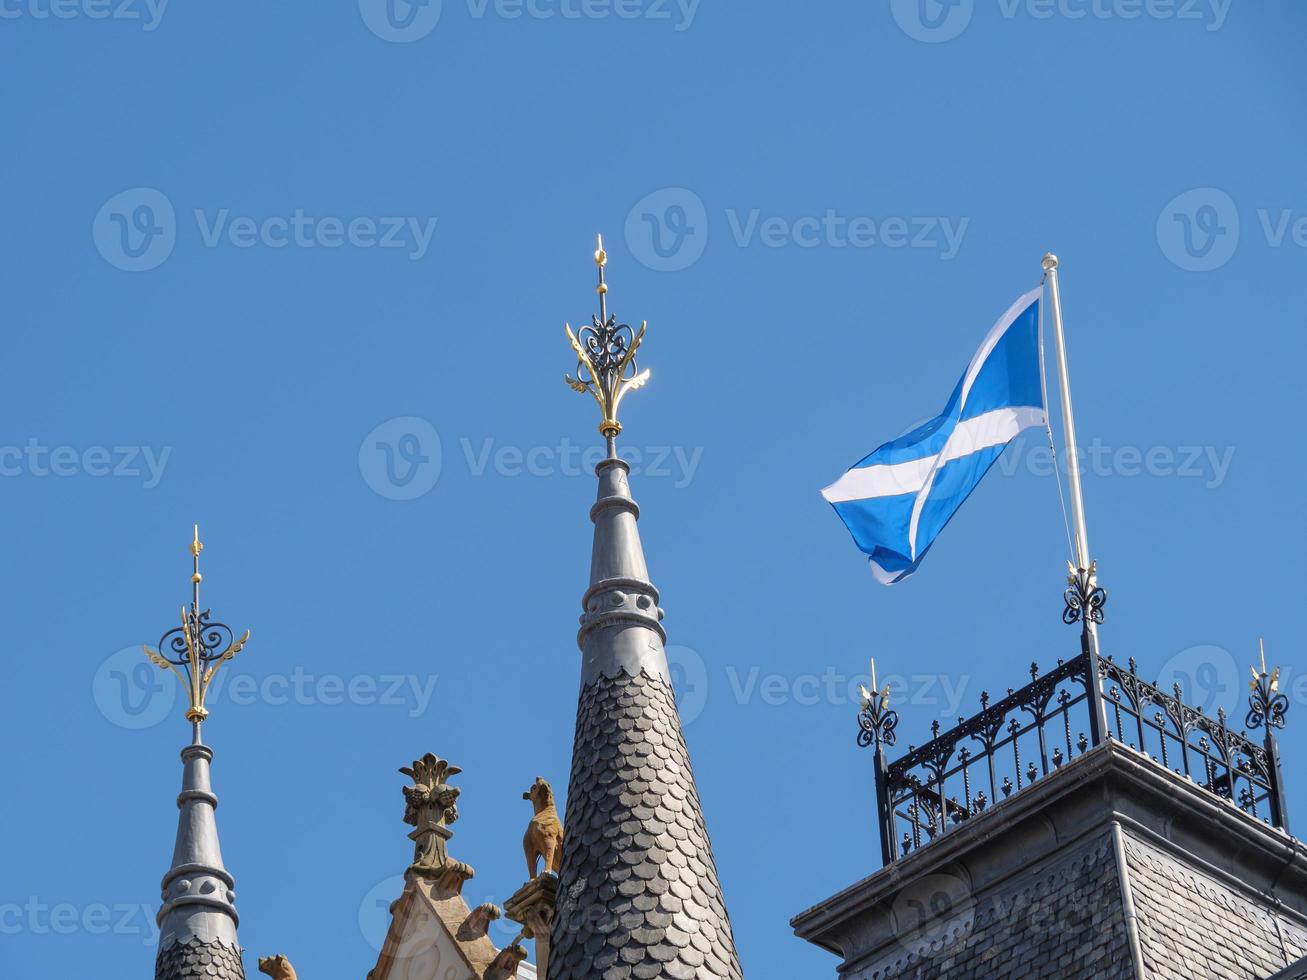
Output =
[
  {"x1": 142, "y1": 529, "x2": 252, "y2": 980},
  {"x1": 550, "y1": 242, "x2": 742, "y2": 979},
  {"x1": 154, "y1": 738, "x2": 245, "y2": 979}
]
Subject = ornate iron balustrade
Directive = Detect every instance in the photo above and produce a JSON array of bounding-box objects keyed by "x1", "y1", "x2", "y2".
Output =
[{"x1": 859, "y1": 651, "x2": 1292, "y2": 866}]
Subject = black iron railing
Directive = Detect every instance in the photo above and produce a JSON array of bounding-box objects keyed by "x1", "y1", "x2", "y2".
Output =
[{"x1": 858, "y1": 650, "x2": 1292, "y2": 866}]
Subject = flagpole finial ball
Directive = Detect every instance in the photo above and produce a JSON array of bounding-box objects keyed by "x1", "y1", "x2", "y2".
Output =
[{"x1": 1042, "y1": 253, "x2": 1059, "y2": 272}]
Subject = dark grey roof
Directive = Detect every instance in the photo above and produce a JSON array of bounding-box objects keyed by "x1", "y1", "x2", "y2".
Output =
[
  {"x1": 154, "y1": 937, "x2": 245, "y2": 979},
  {"x1": 1269, "y1": 956, "x2": 1307, "y2": 980},
  {"x1": 549, "y1": 457, "x2": 740, "y2": 979}
]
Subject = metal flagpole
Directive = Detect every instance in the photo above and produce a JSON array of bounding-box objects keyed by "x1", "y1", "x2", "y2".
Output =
[
  {"x1": 1043, "y1": 253, "x2": 1091, "y2": 571},
  {"x1": 1043, "y1": 253, "x2": 1107, "y2": 742}
]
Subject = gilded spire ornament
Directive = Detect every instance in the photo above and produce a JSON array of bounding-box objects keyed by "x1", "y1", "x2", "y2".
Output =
[
  {"x1": 142, "y1": 525, "x2": 251, "y2": 733},
  {"x1": 1247, "y1": 638, "x2": 1289, "y2": 731},
  {"x1": 564, "y1": 235, "x2": 651, "y2": 443}
]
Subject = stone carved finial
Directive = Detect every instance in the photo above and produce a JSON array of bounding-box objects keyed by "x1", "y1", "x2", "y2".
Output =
[
  {"x1": 400, "y1": 753, "x2": 462, "y2": 875},
  {"x1": 257, "y1": 954, "x2": 297, "y2": 980},
  {"x1": 522, "y1": 777, "x2": 564, "y2": 880}
]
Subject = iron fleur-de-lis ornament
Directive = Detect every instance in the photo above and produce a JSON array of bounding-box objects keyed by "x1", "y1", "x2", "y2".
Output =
[
  {"x1": 141, "y1": 526, "x2": 252, "y2": 728},
  {"x1": 1247, "y1": 638, "x2": 1289, "y2": 732},
  {"x1": 564, "y1": 235, "x2": 651, "y2": 439}
]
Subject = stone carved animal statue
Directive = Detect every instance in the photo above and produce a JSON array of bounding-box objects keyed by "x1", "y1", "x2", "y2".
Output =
[
  {"x1": 522, "y1": 776, "x2": 564, "y2": 880},
  {"x1": 257, "y1": 954, "x2": 297, "y2": 980}
]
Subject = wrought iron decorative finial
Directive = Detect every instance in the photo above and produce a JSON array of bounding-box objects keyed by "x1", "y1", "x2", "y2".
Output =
[
  {"x1": 1063, "y1": 560, "x2": 1106, "y2": 632},
  {"x1": 564, "y1": 234, "x2": 651, "y2": 441},
  {"x1": 1247, "y1": 639, "x2": 1288, "y2": 731},
  {"x1": 857, "y1": 657, "x2": 898, "y2": 749},
  {"x1": 142, "y1": 526, "x2": 251, "y2": 730}
]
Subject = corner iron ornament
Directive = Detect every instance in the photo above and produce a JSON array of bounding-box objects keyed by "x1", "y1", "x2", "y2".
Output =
[
  {"x1": 1247, "y1": 640, "x2": 1289, "y2": 732},
  {"x1": 564, "y1": 235, "x2": 651, "y2": 438},
  {"x1": 856, "y1": 659, "x2": 899, "y2": 749},
  {"x1": 142, "y1": 526, "x2": 251, "y2": 725},
  {"x1": 1062, "y1": 560, "x2": 1106, "y2": 629}
]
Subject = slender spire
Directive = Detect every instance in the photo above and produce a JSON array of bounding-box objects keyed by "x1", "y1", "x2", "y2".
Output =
[
  {"x1": 143, "y1": 528, "x2": 252, "y2": 980},
  {"x1": 551, "y1": 242, "x2": 742, "y2": 979}
]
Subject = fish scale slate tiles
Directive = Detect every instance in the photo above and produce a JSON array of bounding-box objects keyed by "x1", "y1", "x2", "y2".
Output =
[
  {"x1": 550, "y1": 669, "x2": 741, "y2": 979},
  {"x1": 548, "y1": 454, "x2": 740, "y2": 979},
  {"x1": 154, "y1": 937, "x2": 246, "y2": 980}
]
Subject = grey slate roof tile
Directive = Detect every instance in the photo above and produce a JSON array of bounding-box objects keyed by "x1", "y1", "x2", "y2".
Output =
[
  {"x1": 154, "y1": 937, "x2": 245, "y2": 980},
  {"x1": 549, "y1": 669, "x2": 742, "y2": 980}
]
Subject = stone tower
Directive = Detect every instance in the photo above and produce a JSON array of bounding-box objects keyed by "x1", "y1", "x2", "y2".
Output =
[
  {"x1": 143, "y1": 529, "x2": 253, "y2": 980},
  {"x1": 547, "y1": 240, "x2": 742, "y2": 979},
  {"x1": 792, "y1": 643, "x2": 1307, "y2": 979}
]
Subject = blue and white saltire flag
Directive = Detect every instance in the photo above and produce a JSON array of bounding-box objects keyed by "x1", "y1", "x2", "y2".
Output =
[{"x1": 821, "y1": 288, "x2": 1046, "y2": 585}]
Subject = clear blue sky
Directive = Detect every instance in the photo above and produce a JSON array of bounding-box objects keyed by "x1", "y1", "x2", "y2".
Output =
[{"x1": 3, "y1": 2, "x2": 1306, "y2": 977}]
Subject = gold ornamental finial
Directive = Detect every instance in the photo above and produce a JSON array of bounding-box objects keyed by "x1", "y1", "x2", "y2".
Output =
[
  {"x1": 143, "y1": 527, "x2": 252, "y2": 730},
  {"x1": 564, "y1": 235, "x2": 651, "y2": 442},
  {"x1": 1250, "y1": 638, "x2": 1280, "y2": 693}
]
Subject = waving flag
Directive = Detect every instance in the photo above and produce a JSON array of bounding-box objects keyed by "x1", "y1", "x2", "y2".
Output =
[{"x1": 821, "y1": 288, "x2": 1046, "y2": 584}]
